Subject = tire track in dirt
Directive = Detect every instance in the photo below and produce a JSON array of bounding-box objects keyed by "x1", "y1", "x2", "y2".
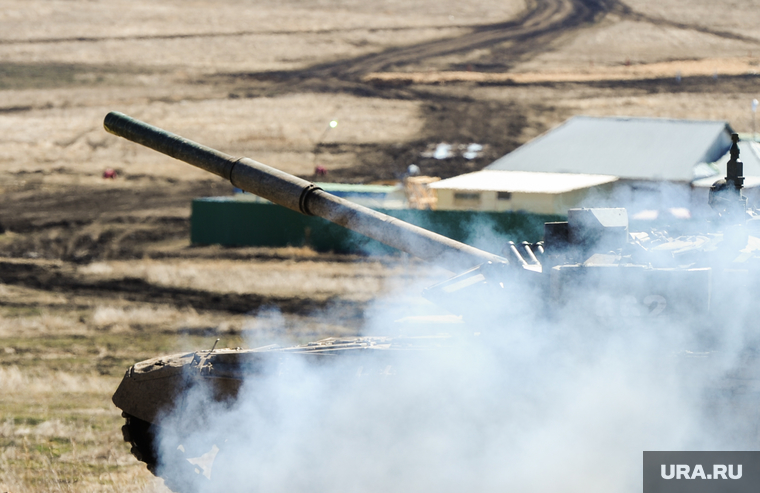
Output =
[
  {"x1": 0, "y1": 25, "x2": 485, "y2": 45},
  {"x1": 307, "y1": 0, "x2": 760, "y2": 79},
  {"x1": 322, "y1": 0, "x2": 578, "y2": 76},
  {"x1": 0, "y1": 260, "x2": 366, "y2": 317},
  {"x1": 222, "y1": 0, "x2": 758, "y2": 85},
  {"x1": 611, "y1": 2, "x2": 760, "y2": 45},
  {"x1": 251, "y1": 0, "x2": 618, "y2": 80}
]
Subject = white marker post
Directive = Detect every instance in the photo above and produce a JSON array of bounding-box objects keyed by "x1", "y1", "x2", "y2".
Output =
[{"x1": 314, "y1": 119, "x2": 339, "y2": 170}]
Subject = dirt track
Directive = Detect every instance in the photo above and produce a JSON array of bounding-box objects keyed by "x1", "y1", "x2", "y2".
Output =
[
  {"x1": 313, "y1": 0, "x2": 591, "y2": 76},
  {"x1": 217, "y1": 0, "x2": 760, "y2": 83},
  {"x1": 221, "y1": 0, "x2": 613, "y2": 84}
]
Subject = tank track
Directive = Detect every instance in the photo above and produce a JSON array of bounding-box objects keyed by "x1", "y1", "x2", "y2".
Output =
[
  {"x1": 121, "y1": 413, "x2": 158, "y2": 473},
  {"x1": 121, "y1": 413, "x2": 211, "y2": 493}
]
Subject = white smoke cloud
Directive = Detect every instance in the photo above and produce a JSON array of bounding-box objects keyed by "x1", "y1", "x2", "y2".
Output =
[{"x1": 151, "y1": 197, "x2": 760, "y2": 493}]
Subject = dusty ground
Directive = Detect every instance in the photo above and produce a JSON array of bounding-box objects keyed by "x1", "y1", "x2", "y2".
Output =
[{"x1": 1, "y1": 0, "x2": 760, "y2": 490}]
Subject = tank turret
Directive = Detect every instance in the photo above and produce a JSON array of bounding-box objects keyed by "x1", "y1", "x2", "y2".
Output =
[{"x1": 104, "y1": 112, "x2": 760, "y2": 335}]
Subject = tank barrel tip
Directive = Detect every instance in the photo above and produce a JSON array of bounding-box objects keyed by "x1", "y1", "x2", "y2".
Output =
[{"x1": 103, "y1": 111, "x2": 131, "y2": 136}]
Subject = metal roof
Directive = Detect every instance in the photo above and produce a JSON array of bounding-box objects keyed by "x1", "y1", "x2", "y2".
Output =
[
  {"x1": 428, "y1": 170, "x2": 618, "y2": 194},
  {"x1": 486, "y1": 116, "x2": 734, "y2": 182}
]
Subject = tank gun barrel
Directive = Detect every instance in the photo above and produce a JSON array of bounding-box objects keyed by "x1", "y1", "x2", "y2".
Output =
[{"x1": 104, "y1": 111, "x2": 508, "y2": 271}]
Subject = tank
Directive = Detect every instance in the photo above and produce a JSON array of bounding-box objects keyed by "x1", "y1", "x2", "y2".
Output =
[{"x1": 104, "y1": 113, "x2": 760, "y2": 492}]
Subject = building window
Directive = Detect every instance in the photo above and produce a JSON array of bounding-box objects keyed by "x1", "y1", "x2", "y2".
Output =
[
  {"x1": 497, "y1": 191, "x2": 512, "y2": 200},
  {"x1": 454, "y1": 192, "x2": 480, "y2": 201},
  {"x1": 453, "y1": 192, "x2": 481, "y2": 206}
]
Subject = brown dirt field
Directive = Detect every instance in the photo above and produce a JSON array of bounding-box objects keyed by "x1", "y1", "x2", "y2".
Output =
[{"x1": 1, "y1": 0, "x2": 760, "y2": 490}]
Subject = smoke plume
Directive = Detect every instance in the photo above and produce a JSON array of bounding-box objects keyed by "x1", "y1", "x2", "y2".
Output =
[{"x1": 154, "y1": 194, "x2": 760, "y2": 493}]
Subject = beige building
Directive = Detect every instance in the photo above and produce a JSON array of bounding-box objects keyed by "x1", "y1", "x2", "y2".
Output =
[
  {"x1": 429, "y1": 116, "x2": 741, "y2": 216},
  {"x1": 428, "y1": 170, "x2": 618, "y2": 215}
]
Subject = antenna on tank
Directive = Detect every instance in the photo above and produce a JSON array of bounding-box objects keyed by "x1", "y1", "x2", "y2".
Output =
[{"x1": 210, "y1": 338, "x2": 221, "y2": 353}]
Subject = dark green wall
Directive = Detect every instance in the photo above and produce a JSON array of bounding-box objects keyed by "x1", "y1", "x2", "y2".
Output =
[{"x1": 191, "y1": 197, "x2": 562, "y2": 255}]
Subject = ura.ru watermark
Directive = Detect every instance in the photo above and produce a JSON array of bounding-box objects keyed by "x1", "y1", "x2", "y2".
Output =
[
  {"x1": 660, "y1": 464, "x2": 742, "y2": 480},
  {"x1": 644, "y1": 452, "x2": 760, "y2": 493}
]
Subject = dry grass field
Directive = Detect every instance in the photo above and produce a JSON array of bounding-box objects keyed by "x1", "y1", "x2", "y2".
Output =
[{"x1": 1, "y1": 0, "x2": 760, "y2": 490}]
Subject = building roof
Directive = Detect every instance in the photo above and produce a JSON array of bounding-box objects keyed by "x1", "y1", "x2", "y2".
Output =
[
  {"x1": 428, "y1": 170, "x2": 618, "y2": 194},
  {"x1": 486, "y1": 116, "x2": 734, "y2": 182}
]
